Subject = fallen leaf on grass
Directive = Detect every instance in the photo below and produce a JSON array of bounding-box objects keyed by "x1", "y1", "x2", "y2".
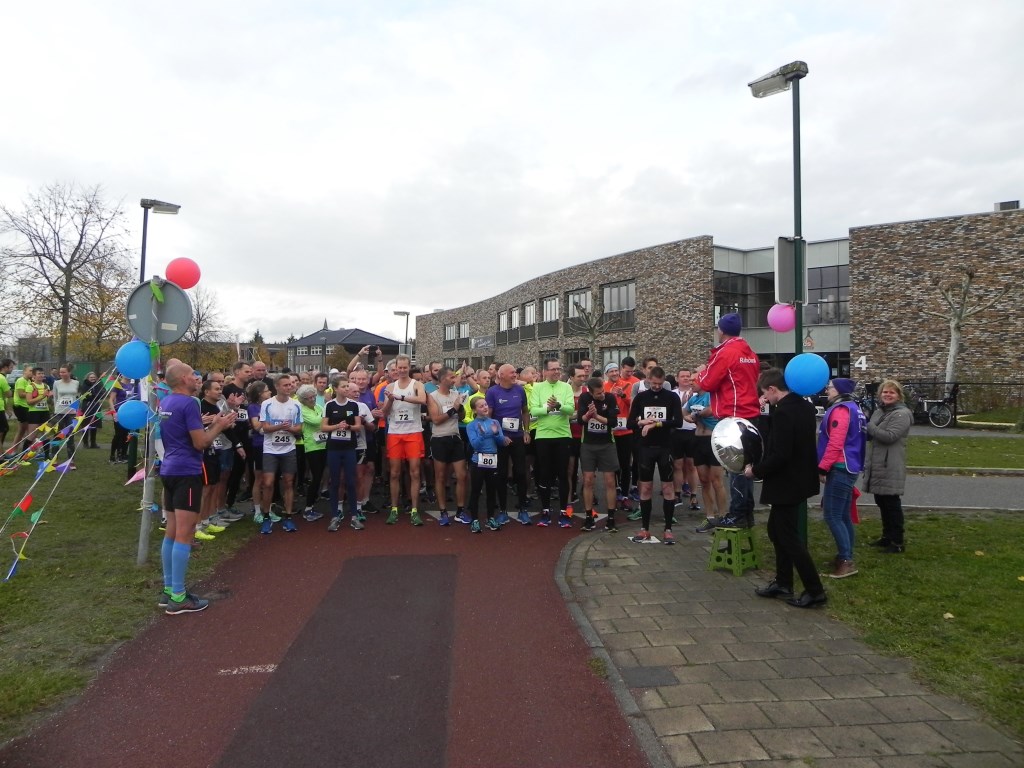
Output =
[
  {"x1": 930, "y1": 440, "x2": 939, "y2": 445},
  {"x1": 975, "y1": 551, "x2": 985, "y2": 556},
  {"x1": 1018, "y1": 576, "x2": 1024, "y2": 582},
  {"x1": 943, "y1": 612, "x2": 955, "y2": 620}
]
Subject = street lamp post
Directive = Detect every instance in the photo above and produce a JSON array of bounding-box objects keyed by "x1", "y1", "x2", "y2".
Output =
[
  {"x1": 748, "y1": 61, "x2": 808, "y2": 356},
  {"x1": 320, "y1": 334, "x2": 327, "y2": 374},
  {"x1": 749, "y1": 61, "x2": 809, "y2": 543},
  {"x1": 394, "y1": 310, "x2": 410, "y2": 354},
  {"x1": 135, "y1": 197, "x2": 180, "y2": 565}
]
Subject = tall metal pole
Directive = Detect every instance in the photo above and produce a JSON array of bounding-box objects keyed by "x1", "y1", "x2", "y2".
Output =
[
  {"x1": 139, "y1": 206, "x2": 150, "y2": 283},
  {"x1": 792, "y1": 77, "x2": 804, "y2": 356}
]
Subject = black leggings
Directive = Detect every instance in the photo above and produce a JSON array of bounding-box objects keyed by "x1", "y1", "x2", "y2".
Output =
[
  {"x1": 469, "y1": 465, "x2": 497, "y2": 520},
  {"x1": 534, "y1": 437, "x2": 570, "y2": 512},
  {"x1": 305, "y1": 450, "x2": 327, "y2": 508}
]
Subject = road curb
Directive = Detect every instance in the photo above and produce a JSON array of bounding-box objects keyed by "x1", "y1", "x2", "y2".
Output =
[
  {"x1": 909, "y1": 466, "x2": 1024, "y2": 476},
  {"x1": 556, "y1": 534, "x2": 674, "y2": 768}
]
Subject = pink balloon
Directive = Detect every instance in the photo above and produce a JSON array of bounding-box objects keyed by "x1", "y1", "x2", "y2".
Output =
[
  {"x1": 767, "y1": 303, "x2": 796, "y2": 333},
  {"x1": 165, "y1": 257, "x2": 201, "y2": 289}
]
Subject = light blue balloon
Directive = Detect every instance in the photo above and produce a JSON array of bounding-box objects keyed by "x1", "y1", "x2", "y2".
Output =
[
  {"x1": 785, "y1": 353, "x2": 829, "y2": 397},
  {"x1": 117, "y1": 399, "x2": 152, "y2": 431},
  {"x1": 115, "y1": 340, "x2": 152, "y2": 379}
]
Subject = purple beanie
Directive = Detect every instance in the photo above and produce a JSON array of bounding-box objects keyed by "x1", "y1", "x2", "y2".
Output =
[
  {"x1": 718, "y1": 313, "x2": 742, "y2": 336},
  {"x1": 831, "y1": 378, "x2": 856, "y2": 396}
]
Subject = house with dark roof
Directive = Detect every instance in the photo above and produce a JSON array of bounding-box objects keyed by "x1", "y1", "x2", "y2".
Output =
[{"x1": 285, "y1": 321, "x2": 402, "y2": 372}]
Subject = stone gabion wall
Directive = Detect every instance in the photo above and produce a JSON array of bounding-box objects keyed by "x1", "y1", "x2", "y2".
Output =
[
  {"x1": 416, "y1": 236, "x2": 716, "y2": 373},
  {"x1": 849, "y1": 209, "x2": 1024, "y2": 385}
]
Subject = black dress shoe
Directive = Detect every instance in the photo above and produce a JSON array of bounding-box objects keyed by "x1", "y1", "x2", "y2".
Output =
[
  {"x1": 755, "y1": 581, "x2": 794, "y2": 599},
  {"x1": 882, "y1": 544, "x2": 905, "y2": 554},
  {"x1": 868, "y1": 537, "x2": 891, "y2": 547},
  {"x1": 786, "y1": 591, "x2": 827, "y2": 608}
]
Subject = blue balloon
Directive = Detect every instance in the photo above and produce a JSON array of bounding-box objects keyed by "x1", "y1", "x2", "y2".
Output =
[
  {"x1": 115, "y1": 340, "x2": 152, "y2": 379},
  {"x1": 785, "y1": 353, "x2": 830, "y2": 397},
  {"x1": 117, "y1": 399, "x2": 153, "y2": 431}
]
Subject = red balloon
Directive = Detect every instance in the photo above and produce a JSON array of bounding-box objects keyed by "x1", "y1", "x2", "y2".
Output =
[{"x1": 165, "y1": 257, "x2": 201, "y2": 289}]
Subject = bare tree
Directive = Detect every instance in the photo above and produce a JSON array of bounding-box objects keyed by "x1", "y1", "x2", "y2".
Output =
[
  {"x1": 64, "y1": 248, "x2": 135, "y2": 364},
  {"x1": 0, "y1": 183, "x2": 129, "y2": 363},
  {"x1": 922, "y1": 264, "x2": 1011, "y2": 392},
  {"x1": 164, "y1": 285, "x2": 232, "y2": 368},
  {"x1": 568, "y1": 293, "x2": 621, "y2": 361}
]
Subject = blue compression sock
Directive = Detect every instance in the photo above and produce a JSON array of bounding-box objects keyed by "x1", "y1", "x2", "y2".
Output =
[
  {"x1": 170, "y1": 541, "x2": 191, "y2": 596},
  {"x1": 161, "y1": 537, "x2": 174, "y2": 589}
]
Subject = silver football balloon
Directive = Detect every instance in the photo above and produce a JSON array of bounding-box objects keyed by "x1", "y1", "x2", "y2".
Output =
[{"x1": 711, "y1": 417, "x2": 763, "y2": 474}]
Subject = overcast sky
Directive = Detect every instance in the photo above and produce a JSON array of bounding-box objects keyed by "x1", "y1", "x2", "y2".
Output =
[{"x1": 2, "y1": 1, "x2": 1021, "y2": 345}]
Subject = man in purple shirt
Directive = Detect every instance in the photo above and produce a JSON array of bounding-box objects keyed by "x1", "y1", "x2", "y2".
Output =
[
  {"x1": 159, "y1": 363, "x2": 235, "y2": 615},
  {"x1": 485, "y1": 364, "x2": 532, "y2": 526}
]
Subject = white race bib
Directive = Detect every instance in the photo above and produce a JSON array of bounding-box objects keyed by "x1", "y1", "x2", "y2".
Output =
[
  {"x1": 332, "y1": 428, "x2": 352, "y2": 440},
  {"x1": 501, "y1": 417, "x2": 520, "y2": 431},
  {"x1": 644, "y1": 406, "x2": 667, "y2": 421},
  {"x1": 587, "y1": 420, "x2": 608, "y2": 433},
  {"x1": 315, "y1": 431, "x2": 329, "y2": 443},
  {"x1": 58, "y1": 396, "x2": 74, "y2": 407},
  {"x1": 271, "y1": 432, "x2": 293, "y2": 446},
  {"x1": 616, "y1": 416, "x2": 628, "y2": 430},
  {"x1": 213, "y1": 434, "x2": 231, "y2": 450},
  {"x1": 236, "y1": 407, "x2": 248, "y2": 422},
  {"x1": 476, "y1": 452, "x2": 497, "y2": 468}
]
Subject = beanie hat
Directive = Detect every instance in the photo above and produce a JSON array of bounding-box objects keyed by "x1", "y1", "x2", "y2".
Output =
[
  {"x1": 831, "y1": 378, "x2": 856, "y2": 396},
  {"x1": 718, "y1": 313, "x2": 742, "y2": 336},
  {"x1": 604, "y1": 363, "x2": 619, "y2": 374}
]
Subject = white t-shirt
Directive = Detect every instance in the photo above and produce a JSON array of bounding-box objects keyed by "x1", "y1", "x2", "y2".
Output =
[
  {"x1": 387, "y1": 380, "x2": 422, "y2": 435},
  {"x1": 260, "y1": 397, "x2": 302, "y2": 455},
  {"x1": 355, "y1": 401, "x2": 374, "y2": 451},
  {"x1": 52, "y1": 379, "x2": 80, "y2": 415}
]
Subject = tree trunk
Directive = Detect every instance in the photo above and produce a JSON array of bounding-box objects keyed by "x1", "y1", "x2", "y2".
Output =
[
  {"x1": 59, "y1": 267, "x2": 74, "y2": 364},
  {"x1": 944, "y1": 317, "x2": 961, "y2": 393}
]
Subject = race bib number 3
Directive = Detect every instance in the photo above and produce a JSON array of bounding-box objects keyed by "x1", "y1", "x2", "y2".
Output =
[
  {"x1": 644, "y1": 407, "x2": 667, "y2": 421},
  {"x1": 616, "y1": 416, "x2": 628, "y2": 430},
  {"x1": 476, "y1": 453, "x2": 497, "y2": 468},
  {"x1": 501, "y1": 417, "x2": 520, "y2": 431}
]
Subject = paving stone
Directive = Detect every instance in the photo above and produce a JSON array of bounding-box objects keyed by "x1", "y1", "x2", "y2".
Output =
[
  {"x1": 730, "y1": 625, "x2": 786, "y2": 644},
  {"x1": 812, "y1": 726, "x2": 900, "y2": 757},
  {"x1": 590, "y1": 619, "x2": 615, "y2": 634},
  {"x1": 572, "y1": 584, "x2": 612, "y2": 597},
  {"x1": 646, "y1": 705, "x2": 716, "y2": 736},
  {"x1": 927, "y1": 720, "x2": 1023, "y2": 755},
  {"x1": 750, "y1": 726, "x2": 835, "y2": 760},
  {"x1": 700, "y1": 702, "x2": 774, "y2": 730},
  {"x1": 671, "y1": 663, "x2": 732, "y2": 684},
  {"x1": 704, "y1": 599, "x2": 758, "y2": 614},
  {"x1": 623, "y1": 603, "x2": 670, "y2": 618},
  {"x1": 687, "y1": 627, "x2": 741, "y2": 644},
  {"x1": 940, "y1": 753, "x2": 1021, "y2": 768},
  {"x1": 817, "y1": 654, "x2": 885, "y2": 676},
  {"x1": 772, "y1": 623, "x2": 838, "y2": 642},
  {"x1": 643, "y1": 628, "x2": 698, "y2": 647},
  {"x1": 635, "y1": 592, "x2": 683, "y2": 606},
  {"x1": 725, "y1": 643, "x2": 783, "y2": 662},
  {"x1": 659, "y1": 734, "x2": 705, "y2": 767},
  {"x1": 620, "y1": 665, "x2": 679, "y2": 688},
  {"x1": 869, "y1": 722, "x2": 957, "y2": 754},
  {"x1": 864, "y1": 655, "x2": 913, "y2": 673},
  {"x1": 635, "y1": 687, "x2": 668, "y2": 711},
  {"x1": 770, "y1": 639, "x2": 832, "y2": 658},
  {"x1": 658, "y1": 682, "x2": 724, "y2": 706},
  {"x1": 869, "y1": 696, "x2": 948, "y2": 723},
  {"x1": 871, "y1": 756, "x2": 950, "y2": 767},
  {"x1": 602, "y1": 631, "x2": 651, "y2": 652},
  {"x1": 591, "y1": 593, "x2": 641, "y2": 608},
  {"x1": 690, "y1": 730, "x2": 772, "y2": 763},
  {"x1": 762, "y1": 677, "x2": 833, "y2": 701},
  {"x1": 606, "y1": 581, "x2": 651, "y2": 594},
  {"x1": 660, "y1": 598, "x2": 712, "y2": 613},
  {"x1": 710, "y1": 679, "x2": 778, "y2": 703},
  {"x1": 694, "y1": 613, "x2": 749, "y2": 628},
  {"x1": 760, "y1": 699, "x2": 834, "y2": 728},
  {"x1": 681, "y1": 644, "x2": 737, "y2": 665},
  {"x1": 611, "y1": 616, "x2": 662, "y2": 632},
  {"x1": 654, "y1": 614, "x2": 710, "y2": 629},
  {"x1": 588, "y1": 605, "x2": 629, "y2": 621},
  {"x1": 633, "y1": 645, "x2": 688, "y2": 666},
  {"x1": 814, "y1": 675, "x2": 887, "y2": 698},
  {"x1": 916, "y1": 694, "x2": 981, "y2": 721},
  {"x1": 857, "y1": 673, "x2": 927, "y2": 696},
  {"x1": 815, "y1": 698, "x2": 887, "y2": 726},
  {"x1": 766, "y1": 657, "x2": 832, "y2": 679}
]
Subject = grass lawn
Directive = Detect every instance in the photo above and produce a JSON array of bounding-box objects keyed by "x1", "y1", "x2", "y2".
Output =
[
  {"x1": 908, "y1": 435, "x2": 1024, "y2": 468},
  {"x1": 962, "y1": 406, "x2": 1021, "y2": 424},
  {"x1": 0, "y1": 442, "x2": 254, "y2": 745},
  {"x1": 783, "y1": 509, "x2": 1024, "y2": 739}
]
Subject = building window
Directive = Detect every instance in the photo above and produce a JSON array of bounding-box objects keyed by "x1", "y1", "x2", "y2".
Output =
[
  {"x1": 567, "y1": 289, "x2": 592, "y2": 317},
  {"x1": 443, "y1": 357, "x2": 457, "y2": 369},
  {"x1": 444, "y1": 324, "x2": 457, "y2": 341},
  {"x1": 309, "y1": 345, "x2": 322, "y2": 357},
  {"x1": 510, "y1": 307, "x2": 520, "y2": 329},
  {"x1": 523, "y1": 301, "x2": 536, "y2": 326},
  {"x1": 601, "y1": 346, "x2": 637, "y2": 368},
  {"x1": 498, "y1": 312, "x2": 508, "y2": 332},
  {"x1": 601, "y1": 281, "x2": 635, "y2": 329},
  {"x1": 458, "y1": 321, "x2": 470, "y2": 338},
  {"x1": 713, "y1": 271, "x2": 774, "y2": 328},
  {"x1": 805, "y1": 265, "x2": 850, "y2": 325},
  {"x1": 542, "y1": 296, "x2": 559, "y2": 322},
  {"x1": 539, "y1": 350, "x2": 560, "y2": 369},
  {"x1": 325, "y1": 345, "x2": 335, "y2": 355},
  {"x1": 296, "y1": 346, "x2": 309, "y2": 356},
  {"x1": 564, "y1": 348, "x2": 590, "y2": 368}
]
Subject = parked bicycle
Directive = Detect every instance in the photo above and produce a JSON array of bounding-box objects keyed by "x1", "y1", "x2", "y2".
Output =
[
  {"x1": 853, "y1": 381, "x2": 879, "y2": 420},
  {"x1": 904, "y1": 383, "x2": 958, "y2": 428}
]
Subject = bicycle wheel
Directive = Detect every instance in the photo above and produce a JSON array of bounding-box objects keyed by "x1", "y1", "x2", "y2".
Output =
[{"x1": 928, "y1": 403, "x2": 953, "y2": 428}]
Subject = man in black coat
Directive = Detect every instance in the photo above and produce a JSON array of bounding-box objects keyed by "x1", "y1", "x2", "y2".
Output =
[{"x1": 744, "y1": 368, "x2": 826, "y2": 608}]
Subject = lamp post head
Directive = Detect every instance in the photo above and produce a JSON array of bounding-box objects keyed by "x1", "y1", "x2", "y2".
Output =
[
  {"x1": 393, "y1": 310, "x2": 410, "y2": 317},
  {"x1": 140, "y1": 198, "x2": 181, "y2": 215},
  {"x1": 748, "y1": 61, "x2": 808, "y2": 98}
]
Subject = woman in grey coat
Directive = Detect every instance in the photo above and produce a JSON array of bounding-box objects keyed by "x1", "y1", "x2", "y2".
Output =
[{"x1": 862, "y1": 379, "x2": 913, "y2": 553}]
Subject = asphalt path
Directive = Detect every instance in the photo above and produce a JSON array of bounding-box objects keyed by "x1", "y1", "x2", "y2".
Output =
[{"x1": 0, "y1": 515, "x2": 651, "y2": 768}]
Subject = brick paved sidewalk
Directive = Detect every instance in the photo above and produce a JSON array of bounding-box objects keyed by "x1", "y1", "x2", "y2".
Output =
[{"x1": 558, "y1": 524, "x2": 1023, "y2": 768}]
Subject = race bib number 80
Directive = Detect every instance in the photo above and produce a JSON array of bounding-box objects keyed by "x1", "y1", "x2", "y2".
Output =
[{"x1": 476, "y1": 453, "x2": 497, "y2": 468}]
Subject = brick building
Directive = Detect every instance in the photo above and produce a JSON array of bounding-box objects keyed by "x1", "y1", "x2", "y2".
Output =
[{"x1": 416, "y1": 206, "x2": 1023, "y2": 386}]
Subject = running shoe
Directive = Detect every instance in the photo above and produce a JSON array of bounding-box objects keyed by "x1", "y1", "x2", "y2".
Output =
[
  {"x1": 356, "y1": 511, "x2": 367, "y2": 523},
  {"x1": 695, "y1": 518, "x2": 717, "y2": 533},
  {"x1": 537, "y1": 511, "x2": 551, "y2": 527},
  {"x1": 630, "y1": 530, "x2": 651, "y2": 543},
  {"x1": 470, "y1": 520, "x2": 482, "y2": 534},
  {"x1": 362, "y1": 500, "x2": 379, "y2": 513},
  {"x1": 219, "y1": 508, "x2": 245, "y2": 522},
  {"x1": 557, "y1": 513, "x2": 572, "y2": 529},
  {"x1": 260, "y1": 518, "x2": 274, "y2": 534},
  {"x1": 604, "y1": 516, "x2": 618, "y2": 533},
  {"x1": 663, "y1": 530, "x2": 676, "y2": 545},
  {"x1": 681, "y1": 482, "x2": 691, "y2": 495},
  {"x1": 439, "y1": 511, "x2": 451, "y2": 526},
  {"x1": 582, "y1": 514, "x2": 595, "y2": 531},
  {"x1": 628, "y1": 487, "x2": 640, "y2": 501},
  {"x1": 410, "y1": 509, "x2": 424, "y2": 526},
  {"x1": 269, "y1": 511, "x2": 283, "y2": 523},
  {"x1": 517, "y1": 509, "x2": 532, "y2": 526},
  {"x1": 203, "y1": 522, "x2": 227, "y2": 533},
  {"x1": 157, "y1": 590, "x2": 171, "y2": 607},
  {"x1": 564, "y1": 504, "x2": 573, "y2": 518},
  {"x1": 486, "y1": 518, "x2": 500, "y2": 532},
  {"x1": 253, "y1": 511, "x2": 265, "y2": 524},
  {"x1": 194, "y1": 529, "x2": 216, "y2": 541},
  {"x1": 327, "y1": 516, "x2": 342, "y2": 532},
  {"x1": 495, "y1": 510, "x2": 510, "y2": 527},
  {"x1": 165, "y1": 593, "x2": 209, "y2": 615},
  {"x1": 281, "y1": 517, "x2": 297, "y2": 532},
  {"x1": 303, "y1": 509, "x2": 324, "y2": 522},
  {"x1": 350, "y1": 518, "x2": 365, "y2": 531},
  {"x1": 386, "y1": 507, "x2": 399, "y2": 525},
  {"x1": 455, "y1": 510, "x2": 472, "y2": 525},
  {"x1": 627, "y1": 509, "x2": 643, "y2": 522}
]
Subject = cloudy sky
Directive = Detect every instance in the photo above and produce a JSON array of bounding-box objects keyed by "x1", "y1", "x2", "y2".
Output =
[{"x1": 2, "y1": 1, "x2": 1021, "y2": 344}]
